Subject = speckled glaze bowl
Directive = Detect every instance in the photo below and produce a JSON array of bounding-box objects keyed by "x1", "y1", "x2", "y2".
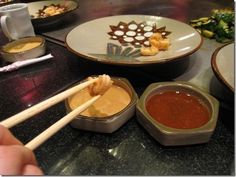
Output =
[
  {"x1": 0, "y1": 36, "x2": 46, "y2": 62},
  {"x1": 136, "y1": 81, "x2": 219, "y2": 146},
  {"x1": 66, "y1": 77, "x2": 138, "y2": 133}
]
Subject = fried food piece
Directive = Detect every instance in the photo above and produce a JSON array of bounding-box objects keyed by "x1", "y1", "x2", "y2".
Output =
[
  {"x1": 141, "y1": 32, "x2": 170, "y2": 56},
  {"x1": 149, "y1": 32, "x2": 162, "y2": 41},
  {"x1": 140, "y1": 45, "x2": 159, "y2": 56},
  {"x1": 88, "y1": 74, "x2": 113, "y2": 96},
  {"x1": 158, "y1": 38, "x2": 170, "y2": 50}
]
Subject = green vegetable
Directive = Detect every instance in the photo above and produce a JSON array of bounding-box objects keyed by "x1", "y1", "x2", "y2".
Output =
[
  {"x1": 189, "y1": 8, "x2": 234, "y2": 43},
  {"x1": 202, "y1": 30, "x2": 214, "y2": 38},
  {"x1": 212, "y1": 9, "x2": 234, "y2": 24}
]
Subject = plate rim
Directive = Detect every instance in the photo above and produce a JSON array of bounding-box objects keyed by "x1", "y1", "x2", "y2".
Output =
[
  {"x1": 65, "y1": 14, "x2": 203, "y2": 66},
  {"x1": 211, "y1": 42, "x2": 234, "y2": 92}
]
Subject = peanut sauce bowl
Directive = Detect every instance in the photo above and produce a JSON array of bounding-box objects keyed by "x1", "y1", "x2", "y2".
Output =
[
  {"x1": 0, "y1": 36, "x2": 46, "y2": 62},
  {"x1": 136, "y1": 81, "x2": 219, "y2": 146},
  {"x1": 65, "y1": 76, "x2": 138, "y2": 133}
]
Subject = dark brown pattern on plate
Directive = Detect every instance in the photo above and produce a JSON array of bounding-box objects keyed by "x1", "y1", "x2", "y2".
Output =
[{"x1": 108, "y1": 21, "x2": 171, "y2": 48}]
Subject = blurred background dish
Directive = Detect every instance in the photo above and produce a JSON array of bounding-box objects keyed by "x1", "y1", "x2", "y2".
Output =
[
  {"x1": 0, "y1": 0, "x2": 13, "y2": 6},
  {"x1": 66, "y1": 15, "x2": 203, "y2": 66},
  {"x1": 0, "y1": 36, "x2": 46, "y2": 62},
  {"x1": 189, "y1": 9, "x2": 234, "y2": 43},
  {"x1": 27, "y1": 0, "x2": 78, "y2": 26},
  {"x1": 211, "y1": 43, "x2": 234, "y2": 92}
]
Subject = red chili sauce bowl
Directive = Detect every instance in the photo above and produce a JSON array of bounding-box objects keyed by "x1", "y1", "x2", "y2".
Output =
[{"x1": 136, "y1": 82, "x2": 219, "y2": 146}]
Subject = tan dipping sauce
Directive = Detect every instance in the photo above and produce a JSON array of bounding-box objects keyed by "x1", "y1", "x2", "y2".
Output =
[
  {"x1": 69, "y1": 85, "x2": 131, "y2": 117},
  {"x1": 6, "y1": 41, "x2": 41, "y2": 53}
]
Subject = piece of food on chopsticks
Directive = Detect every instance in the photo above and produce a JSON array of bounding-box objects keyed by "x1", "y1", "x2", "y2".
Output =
[
  {"x1": 68, "y1": 75, "x2": 132, "y2": 118},
  {"x1": 88, "y1": 74, "x2": 113, "y2": 96},
  {"x1": 189, "y1": 8, "x2": 234, "y2": 43},
  {"x1": 140, "y1": 32, "x2": 170, "y2": 56},
  {"x1": 34, "y1": 4, "x2": 68, "y2": 18}
]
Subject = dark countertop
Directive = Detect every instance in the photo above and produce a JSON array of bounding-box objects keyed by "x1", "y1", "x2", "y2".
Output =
[
  {"x1": 0, "y1": 0, "x2": 234, "y2": 175},
  {"x1": 0, "y1": 41, "x2": 234, "y2": 176}
]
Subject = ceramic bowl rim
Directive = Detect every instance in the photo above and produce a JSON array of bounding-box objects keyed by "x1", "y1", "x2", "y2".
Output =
[
  {"x1": 211, "y1": 42, "x2": 234, "y2": 92},
  {"x1": 66, "y1": 76, "x2": 138, "y2": 122},
  {"x1": 0, "y1": 35, "x2": 45, "y2": 54},
  {"x1": 137, "y1": 81, "x2": 219, "y2": 134}
]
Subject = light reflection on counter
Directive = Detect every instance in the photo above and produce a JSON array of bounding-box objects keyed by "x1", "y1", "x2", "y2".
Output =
[{"x1": 53, "y1": 146, "x2": 104, "y2": 175}]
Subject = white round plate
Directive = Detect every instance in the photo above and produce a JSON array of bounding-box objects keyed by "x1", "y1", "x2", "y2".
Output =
[
  {"x1": 66, "y1": 15, "x2": 203, "y2": 66},
  {"x1": 211, "y1": 43, "x2": 234, "y2": 92}
]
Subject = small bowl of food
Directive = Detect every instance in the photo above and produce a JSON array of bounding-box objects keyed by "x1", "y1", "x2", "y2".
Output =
[
  {"x1": 0, "y1": 0, "x2": 13, "y2": 6},
  {"x1": 65, "y1": 76, "x2": 138, "y2": 133},
  {"x1": 0, "y1": 36, "x2": 46, "y2": 62},
  {"x1": 136, "y1": 81, "x2": 219, "y2": 146},
  {"x1": 28, "y1": 0, "x2": 78, "y2": 26}
]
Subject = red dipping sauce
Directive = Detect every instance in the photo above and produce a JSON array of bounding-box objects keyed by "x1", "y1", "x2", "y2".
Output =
[{"x1": 146, "y1": 91, "x2": 210, "y2": 129}]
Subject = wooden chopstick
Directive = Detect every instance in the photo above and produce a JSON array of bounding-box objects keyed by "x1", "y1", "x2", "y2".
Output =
[
  {"x1": 25, "y1": 95, "x2": 101, "y2": 150},
  {"x1": 0, "y1": 78, "x2": 98, "y2": 128}
]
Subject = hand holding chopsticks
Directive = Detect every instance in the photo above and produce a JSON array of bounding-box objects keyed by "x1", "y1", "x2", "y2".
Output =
[{"x1": 0, "y1": 74, "x2": 112, "y2": 150}]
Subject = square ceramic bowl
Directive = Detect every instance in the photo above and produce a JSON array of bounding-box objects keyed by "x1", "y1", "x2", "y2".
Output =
[
  {"x1": 0, "y1": 36, "x2": 46, "y2": 62},
  {"x1": 136, "y1": 81, "x2": 219, "y2": 146},
  {"x1": 65, "y1": 76, "x2": 138, "y2": 133}
]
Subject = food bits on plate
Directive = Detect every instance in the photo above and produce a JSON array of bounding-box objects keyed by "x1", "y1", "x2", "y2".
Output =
[{"x1": 141, "y1": 32, "x2": 170, "y2": 56}]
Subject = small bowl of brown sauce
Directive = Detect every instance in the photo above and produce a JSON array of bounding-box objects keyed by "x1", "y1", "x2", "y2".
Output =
[
  {"x1": 65, "y1": 76, "x2": 138, "y2": 133},
  {"x1": 136, "y1": 81, "x2": 219, "y2": 146},
  {"x1": 0, "y1": 36, "x2": 46, "y2": 62}
]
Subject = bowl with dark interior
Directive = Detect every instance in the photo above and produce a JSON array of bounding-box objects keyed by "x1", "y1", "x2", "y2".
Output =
[{"x1": 136, "y1": 81, "x2": 219, "y2": 146}]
